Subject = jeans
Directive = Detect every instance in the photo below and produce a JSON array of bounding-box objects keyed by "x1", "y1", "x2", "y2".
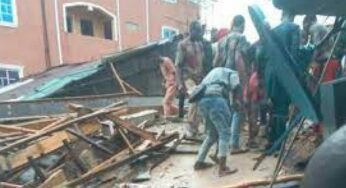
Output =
[
  {"x1": 230, "y1": 111, "x2": 241, "y2": 150},
  {"x1": 196, "y1": 96, "x2": 231, "y2": 162}
]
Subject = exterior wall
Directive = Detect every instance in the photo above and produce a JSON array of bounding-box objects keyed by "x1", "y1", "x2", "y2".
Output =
[
  {"x1": 118, "y1": 0, "x2": 147, "y2": 49},
  {"x1": 0, "y1": 0, "x2": 47, "y2": 76},
  {"x1": 0, "y1": 0, "x2": 200, "y2": 77},
  {"x1": 149, "y1": 0, "x2": 199, "y2": 41}
]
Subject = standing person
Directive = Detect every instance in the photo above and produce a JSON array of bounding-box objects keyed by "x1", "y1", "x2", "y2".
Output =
[
  {"x1": 302, "y1": 15, "x2": 317, "y2": 45},
  {"x1": 266, "y1": 10, "x2": 300, "y2": 150},
  {"x1": 159, "y1": 56, "x2": 178, "y2": 119},
  {"x1": 213, "y1": 15, "x2": 250, "y2": 152},
  {"x1": 175, "y1": 21, "x2": 206, "y2": 138},
  {"x1": 193, "y1": 67, "x2": 241, "y2": 177}
]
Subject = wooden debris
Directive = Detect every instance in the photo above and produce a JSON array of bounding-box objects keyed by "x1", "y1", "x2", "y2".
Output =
[
  {"x1": 1, "y1": 102, "x2": 176, "y2": 188},
  {"x1": 66, "y1": 132, "x2": 179, "y2": 187},
  {"x1": 0, "y1": 182, "x2": 23, "y2": 188},
  {"x1": 38, "y1": 170, "x2": 66, "y2": 188},
  {"x1": 0, "y1": 106, "x2": 123, "y2": 154},
  {"x1": 225, "y1": 174, "x2": 304, "y2": 188},
  {"x1": 0, "y1": 124, "x2": 37, "y2": 134}
]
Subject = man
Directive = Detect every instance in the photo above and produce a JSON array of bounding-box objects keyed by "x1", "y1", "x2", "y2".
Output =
[
  {"x1": 213, "y1": 15, "x2": 250, "y2": 152},
  {"x1": 194, "y1": 67, "x2": 241, "y2": 177},
  {"x1": 159, "y1": 57, "x2": 178, "y2": 119},
  {"x1": 302, "y1": 15, "x2": 317, "y2": 45},
  {"x1": 266, "y1": 10, "x2": 300, "y2": 150},
  {"x1": 175, "y1": 21, "x2": 206, "y2": 137}
]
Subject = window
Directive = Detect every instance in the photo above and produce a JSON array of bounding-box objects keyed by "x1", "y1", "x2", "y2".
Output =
[
  {"x1": 66, "y1": 16, "x2": 73, "y2": 33},
  {"x1": 162, "y1": 0, "x2": 177, "y2": 4},
  {"x1": 80, "y1": 19, "x2": 94, "y2": 36},
  {"x1": 0, "y1": 68, "x2": 20, "y2": 87},
  {"x1": 0, "y1": 0, "x2": 17, "y2": 27},
  {"x1": 126, "y1": 21, "x2": 140, "y2": 32},
  {"x1": 104, "y1": 21, "x2": 113, "y2": 40},
  {"x1": 161, "y1": 26, "x2": 178, "y2": 39}
]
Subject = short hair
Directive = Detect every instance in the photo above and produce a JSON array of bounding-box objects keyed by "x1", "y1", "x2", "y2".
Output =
[
  {"x1": 232, "y1": 15, "x2": 245, "y2": 28},
  {"x1": 304, "y1": 15, "x2": 317, "y2": 23},
  {"x1": 190, "y1": 21, "x2": 201, "y2": 32}
]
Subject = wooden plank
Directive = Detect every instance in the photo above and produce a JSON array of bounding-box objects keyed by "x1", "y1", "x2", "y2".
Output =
[
  {"x1": 38, "y1": 170, "x2": 66, "y2": 188},
  {"x1": 0, "y1": 182, "x2": 23, "y2": 188},
  {"x1": 0, "y1": 124, "x2": 37, "y2": 134},
  {"x1": 14, "y1": 118, "x2": 58, "y2": 130},
  {"x1": 123, "y1": 81, "x2": 143, "y2": 96},
  {"x1": 110, "y1": 115, "x2": 156, "y2": 143},
  {"x1": 225, "y1": 174, "x2": 304, "y2": 188},
  {"x1": 8, "y1": 122, "x2": 101, "y2": 170},
  {"x1": 39, "y1": 117, "x2": 71, "y2": 132},
  {"x1": 0, "y1": 107, "x2": 123, "y2": 154}
]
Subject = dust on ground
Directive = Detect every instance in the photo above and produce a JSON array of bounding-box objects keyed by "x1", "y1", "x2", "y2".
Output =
[{"x1": 144, "y1": 121, "x2": 277, "y2": 188}]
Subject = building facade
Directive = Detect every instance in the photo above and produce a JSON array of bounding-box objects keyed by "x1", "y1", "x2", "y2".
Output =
[{"x1": 0, "y1": 0, "x2": 200, "y2": 87}]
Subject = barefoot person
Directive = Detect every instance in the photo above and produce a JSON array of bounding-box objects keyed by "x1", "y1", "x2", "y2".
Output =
[
  {"x1": 175, "y1": 21, "x2": 208, "y2": 138},
  {"x1": 193, "y1": 67, "x2": 241, "y2": 177},
  {"x1": 159, "y1": 57, "x2": 178, "y2": 119}
]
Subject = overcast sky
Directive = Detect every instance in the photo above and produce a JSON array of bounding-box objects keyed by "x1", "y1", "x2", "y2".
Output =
[{"x1": 202, "y1": 0, "x2": 333, "y2": 42}]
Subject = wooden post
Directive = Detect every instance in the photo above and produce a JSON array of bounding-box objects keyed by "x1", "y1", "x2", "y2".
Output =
[{"x1": 109, "y1": 62, "x2": 127, "y2": 93}]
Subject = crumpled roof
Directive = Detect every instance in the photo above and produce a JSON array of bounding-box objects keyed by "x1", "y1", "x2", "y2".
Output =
[{"x1": 20, "y1": 61, "x2": 102, "y2": 100}]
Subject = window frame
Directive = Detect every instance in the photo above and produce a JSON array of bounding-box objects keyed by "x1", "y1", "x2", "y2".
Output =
[
  {"x1": 0, "y1": 0, "x2": 18, "y2": 28},
  {"x1": 161, "y1": 25, "x2": 179, "y2": 39},
  {"x1": 63, "y1": 2, "x2": 118, "y2": 41},
  {"x1": 80, "y1": 19, "x2": 94, "y2": 37},
  {"x1": 0, "y1": 63, "x2": 23, "y2": 87}
]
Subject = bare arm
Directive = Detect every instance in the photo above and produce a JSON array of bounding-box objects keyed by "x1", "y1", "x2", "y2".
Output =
[
  {"x1": 175, "y1": 43, "x2": 185, "y2": 91},
  {"x1": 213, "y1": 43, "x2": 220, "y2": 67}
]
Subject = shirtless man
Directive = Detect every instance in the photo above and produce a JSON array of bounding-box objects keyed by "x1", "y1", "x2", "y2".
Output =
[{"x1": 175, "y1": 21, "x2": 206, "y2": 137}]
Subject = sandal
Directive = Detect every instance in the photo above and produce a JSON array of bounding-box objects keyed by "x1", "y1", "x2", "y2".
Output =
[
  {"x1": 219, "y1": 167, "x2": 238, "y2": 177},
  {"x1": 194, "y1": 162, "x2": 214, "y2": 170}
]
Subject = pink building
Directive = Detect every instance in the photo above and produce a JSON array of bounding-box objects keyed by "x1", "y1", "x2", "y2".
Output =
[{"x1": 0, "y1": 0, "x2": 200, "y2": 87}]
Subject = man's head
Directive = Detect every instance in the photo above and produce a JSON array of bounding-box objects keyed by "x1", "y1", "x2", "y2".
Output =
[
  {"x1": 231, "y1": 15, "x2": 245, "y2": 33},
  {"x1": 303, "y1": 15, "x2": 317, "y2": 32},
  {"x1": 281, "y1": 10, "x2": 296, "y2": 23},
  {"x1": 189, "y1": 21, "x2": 203, "y2": 41}
]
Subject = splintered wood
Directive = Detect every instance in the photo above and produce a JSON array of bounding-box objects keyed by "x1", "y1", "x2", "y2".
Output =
[{"x1": 0, "y1": 102, "x2": 176, "y2": 188}]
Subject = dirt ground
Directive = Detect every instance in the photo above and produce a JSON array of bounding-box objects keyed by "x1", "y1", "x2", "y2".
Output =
[{"x1": 143, "y1": 121, "x2": 277, "y2": 188}]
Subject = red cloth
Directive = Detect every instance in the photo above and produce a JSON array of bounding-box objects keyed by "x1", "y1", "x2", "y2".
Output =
[
  {"x1": 244, "y1": 72, "x2": 265, "y2": 102},
  {"x1": 322, "y1": 59, "x2": 340, "y2": 82},
  {"x1": 216, "y1": 28, "x2": 230, "y2": 41}
]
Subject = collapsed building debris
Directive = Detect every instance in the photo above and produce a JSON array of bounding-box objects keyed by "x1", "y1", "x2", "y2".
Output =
[{"x1": 0, "y1": 101, "x2": 184, "y2": 188}]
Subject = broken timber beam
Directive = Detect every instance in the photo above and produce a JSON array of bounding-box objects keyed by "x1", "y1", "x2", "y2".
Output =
[
  {"x1": 0, "y1": 124, "x2": 37, "y2": 134},
  {"x1": 13, "y1": 118, "x2": 58, "y2": 130},
  {"x1": 109, "y1": 62, "x2": 127, "y2": 93},
  {"x1": 225, "y1": 174, "x2": 304, "y2": 188},
  {"x1": 66, "y1": 132, "x2": 179, "y2": 187},
  {"x1": 66, "y1": 128, "x2": 113, "y2": 156},
  {"x1": 0, "y1": 182, "x2": 23, "y2": 188},
  {"x1": 0, "y1": 107, "x2": 124, "y2": 154}
]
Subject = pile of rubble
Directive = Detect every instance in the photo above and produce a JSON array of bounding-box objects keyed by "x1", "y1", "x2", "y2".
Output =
[{"x1": 0, "y1": 102, "x2": 181, "y2": 188}]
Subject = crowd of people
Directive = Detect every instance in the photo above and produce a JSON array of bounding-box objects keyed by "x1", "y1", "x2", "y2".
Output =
[{"x1": 157, "y1": 11, "x2": 346, "y2": 177}]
